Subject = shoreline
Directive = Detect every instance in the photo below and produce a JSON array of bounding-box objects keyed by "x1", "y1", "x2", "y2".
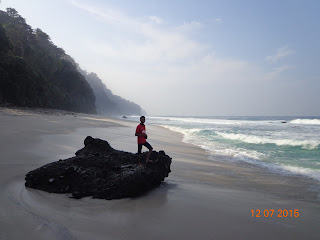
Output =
[
  {"x1": 1, "y1": 107, "x2": 320, "y2": 239},
  {"x1": 146, "y1": 122, "x2": 320, "y2": 203},
  {"x1": 1, "y1": 105, "x2": 319, "y2": 199},
  {"x1": 147, "y1": 119, "x2": 320, "y2": 202},
  {"x1": 2, "y1": 105, "x2": 318, "y2": 201}
]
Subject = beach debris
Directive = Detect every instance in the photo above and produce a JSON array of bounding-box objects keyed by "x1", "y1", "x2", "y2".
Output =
[{"x1": 25, "y1": 136, "x2": 172, "y2": 200}]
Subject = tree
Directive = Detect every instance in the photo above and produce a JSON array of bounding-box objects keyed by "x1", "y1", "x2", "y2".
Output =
[
  {"x1": 3, "y1": 8, "x2": 33, "y2": 58},
  {"x1": 0, "y1": 24, "x2": 11, "y2": 54},
  {"x1": 6, "y1": 8, "x2": 19, "y2": 18},
  {"x1": 0, "y1": 8, "x2": 97, "y2": 113}
]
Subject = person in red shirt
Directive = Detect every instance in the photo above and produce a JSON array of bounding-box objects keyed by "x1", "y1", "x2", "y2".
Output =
[{"x1": 135, "y1": 116, "x2": 153, "y2": 166}]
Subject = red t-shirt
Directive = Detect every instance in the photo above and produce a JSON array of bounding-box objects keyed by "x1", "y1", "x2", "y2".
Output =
[{"x1": 136, "y1": 124, "x2": 146, "y2": 144}]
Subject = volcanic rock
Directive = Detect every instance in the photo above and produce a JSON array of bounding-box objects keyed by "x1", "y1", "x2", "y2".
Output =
[{"x1": 25, "y1": 136, "x2": 172, "y2": 200}]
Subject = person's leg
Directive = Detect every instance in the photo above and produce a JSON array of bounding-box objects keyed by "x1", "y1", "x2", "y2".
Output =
[
  {"x1": 137, "y1": 144, "x2": 143, "y2": 166},
  {"x1": 144, "y1": 142, "x2": 153, "y2": 162}
]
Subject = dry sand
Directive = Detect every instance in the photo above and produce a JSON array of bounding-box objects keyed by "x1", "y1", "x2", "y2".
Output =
[{"x1": 0, "y1": 107, "x2": 319, "y2": 240}]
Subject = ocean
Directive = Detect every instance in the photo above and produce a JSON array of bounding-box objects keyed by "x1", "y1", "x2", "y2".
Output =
[{"x1": 124, "y1": 116, "x2": 320, "y2": 182}]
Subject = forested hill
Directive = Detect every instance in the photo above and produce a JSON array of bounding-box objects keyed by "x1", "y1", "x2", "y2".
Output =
[
  {"x1": 0, "y1": 8, "x2": 142, "y2": 115},
  {"x1": 80, "y1": 71, "x2": 142, "y2": 115}
]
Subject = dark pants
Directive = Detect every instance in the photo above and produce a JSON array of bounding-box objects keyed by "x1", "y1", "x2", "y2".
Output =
[{"x1": 138, "y1": 142, "x2": 153, "y2": 154}]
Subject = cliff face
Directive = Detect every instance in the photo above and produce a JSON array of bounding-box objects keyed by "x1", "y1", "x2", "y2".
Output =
[{"x1": 0, "y1": 8, "x2": 142, "y2": 115}]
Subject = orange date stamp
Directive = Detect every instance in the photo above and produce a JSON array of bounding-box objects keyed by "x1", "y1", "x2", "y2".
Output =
[{"x1": 251, "y1": 209, "x2": 299, "y2": 218}]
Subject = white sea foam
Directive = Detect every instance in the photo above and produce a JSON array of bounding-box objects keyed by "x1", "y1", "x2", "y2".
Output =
[
  {"x1": 290, "y1": 119, "x2": 320, "y2": 125},
  {"x1": 158, "y1": 125, "x2": 205, "y2": 145},
  {"x1": 280, "y1": 165, "x2": 320, "y2": 181},
  {"x1": 160, "y1": 125, "x2": 265, "y2": 160},
  {"x1": 160, "y1": 124, "x2": 320, "y2": 182},
  {"x1": 215, "y1": 132, "x2": 320, "y2": 149},
  {"x1": 204, "y1": 147, "x2": 265, "y2": 160},
  {"x1": 153, "y1": 116, "x2": 279, "y2": 126},
  {"x1": 159, "y1": 125, "x2": 202, "y2": 136},
  {"x1": 156, "y1": 117, "x2": 242, "y2": 125}
]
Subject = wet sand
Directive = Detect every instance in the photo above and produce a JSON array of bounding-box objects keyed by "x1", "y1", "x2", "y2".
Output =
[{"x1": 0, "y1": 107, "x2": 319, "y2": 240}]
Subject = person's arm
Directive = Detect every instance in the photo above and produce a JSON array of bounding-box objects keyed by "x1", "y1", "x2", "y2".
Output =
[
  {"x1": 135, "y1": 133, "x2": 146, "y2": 136},
  {"x1": 135, "y1": 132, "x2": 147, "y2": 137}
]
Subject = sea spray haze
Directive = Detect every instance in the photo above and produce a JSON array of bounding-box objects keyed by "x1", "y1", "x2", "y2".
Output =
[{"x1": 123, "y1": 116, "x2": 320, "y2": 181}]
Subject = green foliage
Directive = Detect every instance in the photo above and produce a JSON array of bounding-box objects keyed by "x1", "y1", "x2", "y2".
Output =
[
  {"x1": 0, "y1": 8, "x2": 142, "y2": 115},
  {"x1": 0, "y1": 8, "x2": 96, "y2": 113},
  {"x1": 0, "y1": 24, "x2": 11, "y2": 53}
]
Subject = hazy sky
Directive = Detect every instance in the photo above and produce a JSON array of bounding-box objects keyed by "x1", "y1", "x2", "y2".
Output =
[{"x1": 1, "y1": 0, "x2": 319, "y2": 116}]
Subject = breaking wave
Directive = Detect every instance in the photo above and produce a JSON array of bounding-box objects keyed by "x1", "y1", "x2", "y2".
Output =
[
  {"x1": 290, "y1": 119, "x2": 320, "y2": 125},
  {"x1": 216, "y1": 132, "x2": 319, "y2": 149},
  {"x1": 160, "y1": 125, "x2": 265, "y2": 160}
]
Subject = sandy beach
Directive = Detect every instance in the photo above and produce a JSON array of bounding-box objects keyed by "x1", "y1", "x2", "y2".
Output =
[{"x1": 0, "y1": 107, "x2": 320, "y2": 240}]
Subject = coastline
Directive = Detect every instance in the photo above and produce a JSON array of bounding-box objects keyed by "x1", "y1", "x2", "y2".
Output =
[
  {"x1": 149, "y1": 123, "x2": 320, "y2": 203},
  {"x1": 1, "y1": 107, "x2": 320, "y2": 240}
]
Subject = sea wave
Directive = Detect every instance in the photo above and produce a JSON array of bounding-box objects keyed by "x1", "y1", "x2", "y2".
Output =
[
  {"x1": 159, "y1": 125, "x2": 203, "y2": 135},
  {"x1": 153, "y1": 116, "x2": 281, "y2": 126},
  {"x1": 280, "y1": 165, "x2": 320, "y2": 181},
  {"x1": 160, "y1": 125, "x2": 265, "y2": 160},
  {"x1": 216, "y1": 132, "x2": 319, "y2": 149},
  {"x1": 160, "y1": 124, "x2": 320, "y2": 182},
  {"x1": 156, "y1": 117, "x2": 243, "y2": 125},
  {"x1": 290, "y1": 119, "x2": 320, "y2": 125}
]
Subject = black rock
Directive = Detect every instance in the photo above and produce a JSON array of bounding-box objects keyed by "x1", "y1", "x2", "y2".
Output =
[{"x1": 25, "y1": 136, "x2": 172, "y2": 200}]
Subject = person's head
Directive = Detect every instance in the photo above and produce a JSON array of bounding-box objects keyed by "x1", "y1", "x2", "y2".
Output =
[{"x1": 140, "y1": 116, "x2": 145, "y2": 124}]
